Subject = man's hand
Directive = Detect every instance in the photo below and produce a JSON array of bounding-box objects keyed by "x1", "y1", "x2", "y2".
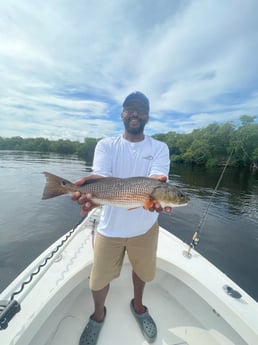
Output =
[
  {"x1": 70, "y1": 174, "x2": 102, "y2": 216},
  {"x1": 71, "y1": 174, "x2": 172, "y2": 215},
  {"x1": 149, "y1": 175, "x2": 172, "y2": 213}
]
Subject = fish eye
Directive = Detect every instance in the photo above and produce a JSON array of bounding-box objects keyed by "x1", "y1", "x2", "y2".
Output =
[{"x1": 61, "y1": 180, "x2": 67, "y2": 186}]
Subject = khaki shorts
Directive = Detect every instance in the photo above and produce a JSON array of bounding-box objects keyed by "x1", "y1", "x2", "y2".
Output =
[{"x1": 89, "y1": 221, "x2": 159, "y2": 291}]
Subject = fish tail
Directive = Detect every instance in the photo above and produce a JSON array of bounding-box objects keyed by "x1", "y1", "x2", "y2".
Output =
[{"x1": 42, "y1": 172, "x2": 71, "y2": 199}]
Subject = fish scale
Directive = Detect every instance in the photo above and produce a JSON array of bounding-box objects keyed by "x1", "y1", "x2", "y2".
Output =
[
  {"x1": 42, "y1": 172, "x2": 189, "y2": 209},
  {"x1": 73, "y1": 177, "x2": 157, "y2": 208}
]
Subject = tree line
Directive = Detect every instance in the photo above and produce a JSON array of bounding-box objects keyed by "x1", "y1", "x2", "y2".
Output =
[
  {"x1": 0, "y1": 136, "x2": 98, "y2": 164},
  {"x1": 0, "y1": 115, "x2": 257, "y2": 167},
  {"x1": 153, "y1": 115, "x2": 258, "y2": 167}
]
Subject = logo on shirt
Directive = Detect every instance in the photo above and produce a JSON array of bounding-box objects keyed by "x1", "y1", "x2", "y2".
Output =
[{"x1": 142, "y1": 155, "x2": 153, "y2": 160}]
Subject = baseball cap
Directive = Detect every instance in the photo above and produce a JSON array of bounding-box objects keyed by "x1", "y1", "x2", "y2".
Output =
[{"x1": 123, "y1": 91, "x2": 150, "y2": 111}]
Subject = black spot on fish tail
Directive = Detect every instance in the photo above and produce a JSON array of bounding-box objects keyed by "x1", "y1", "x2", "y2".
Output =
[{"x1": 42, "y1": 172, "x2": 70, "y2": 200}]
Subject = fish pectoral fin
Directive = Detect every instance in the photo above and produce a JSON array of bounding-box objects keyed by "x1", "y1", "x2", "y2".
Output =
[
  {"x1": 143, "y1": 199, "x2": 154, "y2": 210},
  {"x1": 128, "y1": 199, "x2": 154, "y2": 211},
  {"x1": 128, "y1": 200, "x2": 154, "y2": 211}
]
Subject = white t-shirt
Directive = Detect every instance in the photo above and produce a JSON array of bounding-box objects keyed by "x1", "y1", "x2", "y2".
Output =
[{"x1": 92, "y1": 134, "x2": 170, "y2": 237}]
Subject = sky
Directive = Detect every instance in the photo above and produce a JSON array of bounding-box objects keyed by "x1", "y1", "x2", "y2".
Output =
[{"x1": 0, "y1": 0, "x2": 258, "y2": 142}]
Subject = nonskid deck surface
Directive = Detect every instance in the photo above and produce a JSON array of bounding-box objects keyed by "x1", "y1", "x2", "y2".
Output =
[{"x1": 30, "y1": 264, "x2": 243, "y2": 345}]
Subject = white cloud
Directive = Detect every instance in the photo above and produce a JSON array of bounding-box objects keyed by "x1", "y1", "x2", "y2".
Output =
[{"x1": 0, "y1": 0, "x2": 257, "y2": 141}]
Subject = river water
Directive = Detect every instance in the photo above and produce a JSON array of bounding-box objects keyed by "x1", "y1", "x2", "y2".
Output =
[{"x1": 0, "y1": 151, "x2": 257, "y2": 301}]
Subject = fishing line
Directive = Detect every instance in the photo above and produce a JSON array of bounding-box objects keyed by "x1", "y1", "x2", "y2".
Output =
[
  {"x1": 238, "y1": 139, "x2": 257, "y2": 169},
  {"x1": 184, "y1": 146, "x2": 235, "y2": 258},
  {"x1": 197, "y1": 147, "x2": 235, "y2": 234}
]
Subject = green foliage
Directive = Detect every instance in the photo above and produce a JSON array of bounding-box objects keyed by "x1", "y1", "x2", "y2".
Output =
[
  {"x1": 77, "y1": 138, "x2": 98, "y2": 163},
  {"x1": 253, "y1": 147, "x2": 258, "y2": 161},
  {"x1": 232, "y1": 117, "x2": 258, "y2": 166},
  {"x1": 0, "y1": 135, "x2": 100, "y2": 164},
  {"x1": 0, "y1": 116, "x2": 257, "y2": 167},
  {"x1": 153, "y1": 117, "x2": 257, "y2": 167},
  {"x1": 49, "y1": 139, "x2": 78, "y2": 155}
]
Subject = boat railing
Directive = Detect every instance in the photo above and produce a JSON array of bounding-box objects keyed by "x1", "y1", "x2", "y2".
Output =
[{"x1": 0, "y1": 208, "x2": 101, "y2": 330}]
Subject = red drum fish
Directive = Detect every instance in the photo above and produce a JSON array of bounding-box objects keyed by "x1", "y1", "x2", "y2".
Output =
[{"x1": 42, "y1": 172, "x2": 189, "y2": 210}]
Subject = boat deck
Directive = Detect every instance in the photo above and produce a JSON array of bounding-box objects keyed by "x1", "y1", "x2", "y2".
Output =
[
  {"x1": 30, "y1": 262, "x2": 244, "y2": 345},
  {"x1": 1, "y1": 208, "x2": 256, "y2": 345}
]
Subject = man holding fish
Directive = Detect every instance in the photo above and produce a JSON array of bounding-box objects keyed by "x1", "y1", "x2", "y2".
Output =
[{"x1": 69, "y1": 92, "x2": 185, "y2": 344}]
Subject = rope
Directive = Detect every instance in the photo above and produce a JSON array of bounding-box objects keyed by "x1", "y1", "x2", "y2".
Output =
[
  {"x1": 0, "y1": 208, "x2": 101, "y2": 330},
  {"x1": 9, "y1": 216, "x2": 86, "y2": 301}
]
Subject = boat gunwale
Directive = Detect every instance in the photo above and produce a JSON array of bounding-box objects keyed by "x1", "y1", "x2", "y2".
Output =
[{"x1": 1, "y1": 208, "x2": 258, "y2": 345}]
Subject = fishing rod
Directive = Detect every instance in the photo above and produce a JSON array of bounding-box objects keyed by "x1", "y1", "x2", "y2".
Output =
[{"x1": 183, "y1": 146, "x2": 235, "y2": 258}]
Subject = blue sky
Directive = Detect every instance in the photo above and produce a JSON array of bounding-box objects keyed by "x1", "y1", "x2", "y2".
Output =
[{"x1": 0, "y1": 0, "x2": 258, "y2": 142}]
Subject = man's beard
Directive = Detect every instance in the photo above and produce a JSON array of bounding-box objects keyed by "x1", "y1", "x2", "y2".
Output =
[{"x1": 123, "y1": 118, "x2": 146, "y2": 135}]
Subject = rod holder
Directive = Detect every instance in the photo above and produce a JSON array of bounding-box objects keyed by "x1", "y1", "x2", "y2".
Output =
[{"x1": 183, "y1": 231, "x2": 200, "y2": 258}]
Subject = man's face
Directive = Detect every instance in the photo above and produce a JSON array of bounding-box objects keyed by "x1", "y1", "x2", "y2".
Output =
[{"x1": 121, "y1": 100, "x2": 149, "y2": 135}]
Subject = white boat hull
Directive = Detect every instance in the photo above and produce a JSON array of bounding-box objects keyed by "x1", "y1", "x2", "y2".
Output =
[{"x1": 1, "y1": 208, "x2": 257, "y2": 345}]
